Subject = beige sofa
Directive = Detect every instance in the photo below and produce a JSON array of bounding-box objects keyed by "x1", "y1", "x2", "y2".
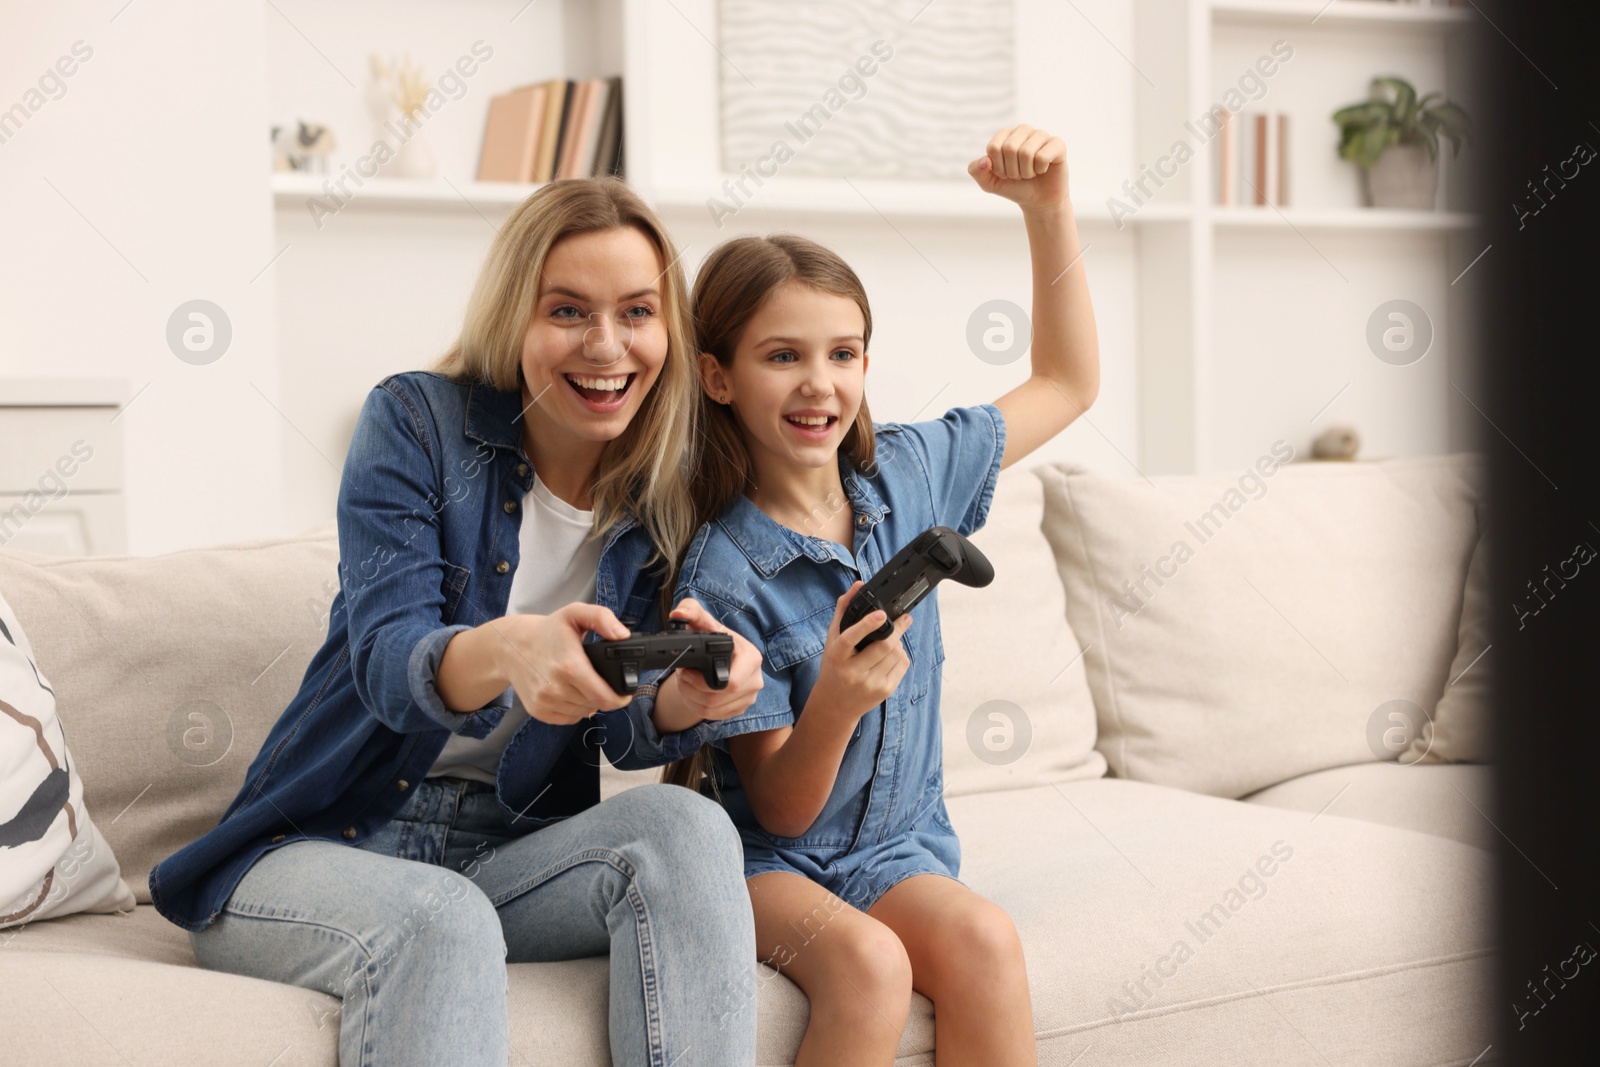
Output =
[{"x1": 0, "y1": 455, "x2": 1496, "y2": 1066}]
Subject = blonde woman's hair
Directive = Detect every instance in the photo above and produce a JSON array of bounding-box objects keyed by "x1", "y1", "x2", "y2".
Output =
[{"x1": 428, "y1": 177, "x2": 699, "y2": 586}]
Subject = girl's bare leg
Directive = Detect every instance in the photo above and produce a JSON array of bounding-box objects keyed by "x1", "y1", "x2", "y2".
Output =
[
  {"x1": 869, "y1": 874, "x2": 1037, "y2": 1066},
  {"x1": 748, "y1": 871, "x2": 914, "y2": 1066}
]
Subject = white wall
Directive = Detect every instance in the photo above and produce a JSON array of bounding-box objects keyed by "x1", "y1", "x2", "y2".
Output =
[{"x1": 0, "y1": 0, "x2": 282, "y2": 556}]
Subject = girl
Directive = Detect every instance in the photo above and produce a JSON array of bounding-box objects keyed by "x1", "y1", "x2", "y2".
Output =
[
  {"x1": 150, "y1": 178, "x2": 767, "y2": 1067},
  {"x1": 628, "y1": 125, "x2": 1098, "y2": 1065}
]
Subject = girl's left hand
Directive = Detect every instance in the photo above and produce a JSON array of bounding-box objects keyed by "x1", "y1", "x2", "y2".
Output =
[
  {"x1": 968, "y1": 124, "x2": 1070, "y2": 210},
  {"x1": 661, "y1": 597, "x2": 764, "y2": 722}
]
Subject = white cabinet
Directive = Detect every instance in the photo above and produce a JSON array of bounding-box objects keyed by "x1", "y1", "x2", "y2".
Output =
[{"x1": 0, "y1": 379, "x2": 128, "y2": 557}]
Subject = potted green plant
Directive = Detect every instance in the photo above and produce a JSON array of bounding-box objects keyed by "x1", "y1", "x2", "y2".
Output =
[{"x1": 1332, "y1": 76, "x2": 1472, "y2": 210}]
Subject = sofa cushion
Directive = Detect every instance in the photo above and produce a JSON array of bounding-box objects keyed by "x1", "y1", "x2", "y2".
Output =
[
  {"x1": 0, "y1": 523, "x2": 341, "y2": 905},
  {"x1": 955, "y1": 778, "x2": 1493, "y2": 1065},
  {"x1": 1, "y1": 590, "x2": 135, "y2": 926},
  {"x1": 3, "y1": 778, "x2": 1493, "y2": 1066},
  {"x1": 1036, "y1": 453, "x2": 1482, "y2": 798},
  {"x1": 1409, "y1": 522, "x2": 1493, "y2": 764},
  {"x1": 0, "y1": 903, "x2": 928, "y2": 1066},
  {"x1": 1242, "y1": 762, "x2": 1495, "y2": 851},
  {"x1": 3, "y1": 932, "x2": 340, "y2": 1066},
  {"x1": 938, "y1": 466, "x2": 1105, "y2": 795}
]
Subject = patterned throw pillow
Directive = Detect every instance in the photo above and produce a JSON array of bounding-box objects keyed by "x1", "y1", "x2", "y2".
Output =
[{"x1": 1, "y1": 589, "x2": 134, "y2": 928}]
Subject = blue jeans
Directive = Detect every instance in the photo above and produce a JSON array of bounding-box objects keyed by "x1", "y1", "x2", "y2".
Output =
[{"x1": 189, "y1": 777, "x2": 757, "y2": 1066}]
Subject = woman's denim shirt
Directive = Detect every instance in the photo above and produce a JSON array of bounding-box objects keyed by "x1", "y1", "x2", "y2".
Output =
[
  {"x1": 614, "y1": 405, "x2": 1006, "y2": 856},
  {"x1": 150, "y1": 371, "x2": 670, "y2": 931}
]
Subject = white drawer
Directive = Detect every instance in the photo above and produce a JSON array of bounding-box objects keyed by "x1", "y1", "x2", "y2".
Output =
[
  {"x1": 0, "y1": 406, "x2": 126, "y2": 494},
  {"x1": 0, "y1": 491, "x2": 127, "y2": 556}
]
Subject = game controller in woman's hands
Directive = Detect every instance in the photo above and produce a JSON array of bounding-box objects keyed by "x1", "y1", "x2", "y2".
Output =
[
  {"x1": 584, "y1": 619, "x2": 734, "y2": 694},
  {"x1": 841, "y1": 526, "x2": 995, "y2": 651}
]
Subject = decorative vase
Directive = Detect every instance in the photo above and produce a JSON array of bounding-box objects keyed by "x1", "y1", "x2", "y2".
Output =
[
  {"x1": 1363, "y1": 143, "x2": 1438, "y2": 210},
  {"x1": 384, "y1": 126, "x2": 436, "y2": 180}
]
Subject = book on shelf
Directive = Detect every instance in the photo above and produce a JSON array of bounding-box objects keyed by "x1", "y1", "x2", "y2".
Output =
[
  {"x1": 1217, "y1": 108, "x2": 1235, "y2": 207},
  {"x1": 1214, "y1": 108, "x2": 1290, "y2": 208},
  {"x1": 477, "y1": 82, "x2": 547, "y2": 183},
  {"x1": 533, "y1": 80, "x2": 571, "y2": 181},
  {"x1": 596, "y1": 78, "x2": 624, "y2": 176},
  {"x1": 476, "y1": 76, "x2": 624, "y2": 183}
]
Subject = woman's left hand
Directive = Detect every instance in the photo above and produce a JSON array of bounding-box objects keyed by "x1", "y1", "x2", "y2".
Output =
[
  {"x1": 659, "y1": 598, "x2": 764, "y2": 723},
  {"x1": 968, "y1": 124, "x2": 1070, "y2": 210}
]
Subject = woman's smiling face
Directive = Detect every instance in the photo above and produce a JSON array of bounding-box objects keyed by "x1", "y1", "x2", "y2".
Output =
[
  {"x1": 709, "y1": 280, "x2": 868, "y2": 473},
  {"x1": 520, "y1": 226, "x2": 668, "y2": 445}
]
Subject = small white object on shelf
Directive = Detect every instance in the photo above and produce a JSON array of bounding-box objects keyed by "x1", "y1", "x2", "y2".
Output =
[{"x1": 367, "y1": 53, "x2": 437, "y2": 181}]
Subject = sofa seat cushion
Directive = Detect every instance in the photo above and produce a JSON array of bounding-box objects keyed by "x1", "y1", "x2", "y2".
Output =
[
  {"x1": 952, "y1": 778, "x2": 1494, "y2": 1066},
  {"x1": 2, "y1": 901, "x2": 193, "y2": 967},
  {"x1": 1241, "y1": 762, "x2": 1495, "y2": 851},
  {"x1": 4, "y1": 778, "x2": 1493, "y2": 1067},
  {"x1": 1, "y1": 902, "x2": 938, "y2": 1066},
  {"x1": 3, "y1": 937, "x2": 340, "y2": 1066}
]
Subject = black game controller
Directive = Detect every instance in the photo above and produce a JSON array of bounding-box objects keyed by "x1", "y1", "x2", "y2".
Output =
[
  {"x1": 584, "y1": 619, "x2": 734, "y2": 694},
  {"x1": 841, "y1": 525, "x2": 995, "y2": 651}
]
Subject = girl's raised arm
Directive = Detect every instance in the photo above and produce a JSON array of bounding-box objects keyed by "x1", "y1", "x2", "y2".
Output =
[{"x1": 968, "y1": 125, "x2": 1101, "y2": 470}]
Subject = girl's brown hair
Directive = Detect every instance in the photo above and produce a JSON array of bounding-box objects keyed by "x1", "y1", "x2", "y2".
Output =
[
  {"x1": 686, "y1": 234, "x2": 877, "y2": 531},
  {"x1": 662, "y1": 233, "x2": 877, "y2": 794},
  {"x1": 428, "y1": 177, "x2": 699, "y2": 582}
]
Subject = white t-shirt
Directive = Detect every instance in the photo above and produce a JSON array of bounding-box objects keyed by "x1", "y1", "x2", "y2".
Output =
[{"x1": 427, "y1": 472, "x2": 601, "y2": 785}]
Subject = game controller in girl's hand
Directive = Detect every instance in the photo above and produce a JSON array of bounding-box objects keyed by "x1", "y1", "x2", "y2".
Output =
[
  {"x1": 842, "y1": 526, "x2": 995, "y2": 651},
  {"x1": 584, "y1": 619, "x2": 734, "y2": 694}
]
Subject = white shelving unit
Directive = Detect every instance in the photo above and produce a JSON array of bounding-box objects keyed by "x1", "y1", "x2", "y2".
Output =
[
  {"x1": 1127, "y1": 0, "x2": 1485, "y2": 472},
  {"x1": 264, "y1": 0, "x2": 1486, "y2": 505}
]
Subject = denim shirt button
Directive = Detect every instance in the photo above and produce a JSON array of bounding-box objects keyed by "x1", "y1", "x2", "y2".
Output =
[
  {"x1": 270, "y1": 833, "x2": 285, "y2": 843},
  {"x1": 504, "y1": 500, "x2": 518, "y2": 514},
  {"x1": 856, "y1": 514, "x2": 868, "y2": 527},
  {"x1": 341, "y1": 826, "x2": 357, "y2": 840},
  {"x1": 496, "y1": 561, "x2": 510, "y2": 575},
  {"x1": 516, "y1": 463, "x2": 530, "y2": 476},
  {"x1": 396, "y1": 779, "x2": 410, "y2": 791}
]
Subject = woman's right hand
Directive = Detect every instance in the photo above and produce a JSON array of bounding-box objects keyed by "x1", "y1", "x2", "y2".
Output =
[
  {"x1": 489, "y1": 605, "x2": 633, "y2": 725},
  {"x1": 807, "y1": 581, "x2": 912, "y2": 727}
]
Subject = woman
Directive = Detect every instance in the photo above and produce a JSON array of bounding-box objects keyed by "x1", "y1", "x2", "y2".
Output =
[{"x1": 149, "y1": 178, "x2": 766, "y2": 1066}]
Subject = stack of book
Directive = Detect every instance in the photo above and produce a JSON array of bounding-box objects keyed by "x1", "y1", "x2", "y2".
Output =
[
  {"x1": 477, "y1": 77, "x2": 623, "y2": 184},
  {"x1": 1215, "y1": 109, "x2": 1290, "y2": 208}
]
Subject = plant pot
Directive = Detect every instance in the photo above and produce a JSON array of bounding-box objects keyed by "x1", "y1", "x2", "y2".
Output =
[{"x1": 1362, "y1": 143, "x2": 1438, "y2": 210}]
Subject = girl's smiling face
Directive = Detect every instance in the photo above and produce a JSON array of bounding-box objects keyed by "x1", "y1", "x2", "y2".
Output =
[
  {"x1": 521, "y1": 226, "x2": 668, "y2": 445},
  {"x1": 704, "y1": 280, "x2": 869, "y2": 474}
]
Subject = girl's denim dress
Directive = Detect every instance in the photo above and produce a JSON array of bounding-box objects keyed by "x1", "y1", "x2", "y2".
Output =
[{"x1": 619, "y1": 404, "x2": 1006, "y2": 911}]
